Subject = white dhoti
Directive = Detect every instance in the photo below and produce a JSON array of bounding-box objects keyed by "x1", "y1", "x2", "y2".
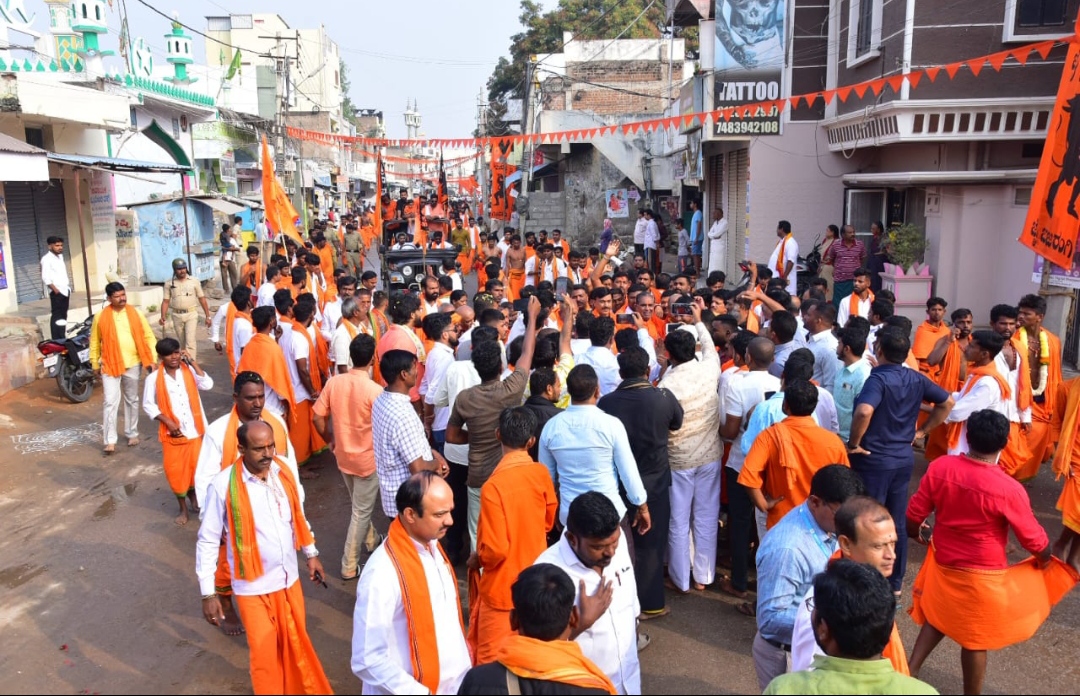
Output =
[{"x1": 667, "y1": 459, "x2": 721, "y2": 591}]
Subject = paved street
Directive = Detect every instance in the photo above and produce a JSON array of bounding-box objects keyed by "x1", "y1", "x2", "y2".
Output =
[{"x1": 0, "y1": 326, "x2": 1079, "y2": 695}]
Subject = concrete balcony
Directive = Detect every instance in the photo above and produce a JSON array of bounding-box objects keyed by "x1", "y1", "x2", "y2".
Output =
[{"x1": 823, "y1": 97, "x2": 1054, "y2": 151}]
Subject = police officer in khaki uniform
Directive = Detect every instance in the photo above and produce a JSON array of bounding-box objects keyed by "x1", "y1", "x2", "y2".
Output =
[
  {"x1": 342, "y1": 223, "x2": 364, "y2": 276},
  {"x1": 159, "y1": 258, "x2": 212, "y2": 359}
]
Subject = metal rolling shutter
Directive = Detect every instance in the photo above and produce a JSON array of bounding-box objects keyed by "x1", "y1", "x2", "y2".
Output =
[
  {"x1": 726, "y1": 150, "x2": 748, "y2": 278},
  {"x1": 7, "y1": 182, "x2": 42, "y2": 303}
]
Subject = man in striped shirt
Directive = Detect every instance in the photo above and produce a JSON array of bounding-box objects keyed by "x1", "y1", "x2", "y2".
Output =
[{"x1": 824, "y1": 225, "x2": 867, "y2": 310}]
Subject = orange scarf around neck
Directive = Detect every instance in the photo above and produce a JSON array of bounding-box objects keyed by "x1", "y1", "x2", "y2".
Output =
[
  {"x1": 1008, "y1": 334, "x2": 1033, "y2": 412},
  {"x1": 384, "y1": 517, "x2": 464, "y2": 694},
  {"x1": 155, "y1": 364, "x2": 205, "y2": 442},
  {"x1": 224, "y1": 303, "x2": 251, "y2": 379},
  {"x1": 849, "y1": 289, "x2": 875, "y2": 319},
  {"x1": 226, "y1": 457, "x2": 313, "y2": 581},
  {"x1": 290, "y1": 319, "x2": 325, "y2": 392},
  {"x1": 947, "y1": 365, "x2": 1011, "y2": 451},
  {"x1": 241, "y1": 260, "x2": 263, "y2": 289},
  {"x1": 775, "y1": 234, "x2": 792, "y2": 275},
  {"x1": 98, "y1": 305, "x2": 154, "y2": 377},
  {"x1": 497, "y1": 636, "x2": 616, "y2": 694},
  {"x1": 237, "y1": 333, "x2": 298, "y2": 415},
  {"x1": 220, "y1": 408, "x2": 290, "y2": 470}
]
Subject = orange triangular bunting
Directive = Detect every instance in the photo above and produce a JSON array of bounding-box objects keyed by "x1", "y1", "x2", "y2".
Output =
[
  {"x1": 821, "y1": 89, "x2": 836, "y2": 104},
  {"x1": 789, "y1": 95, "x2": 803, "y2": 110},
  {"x1": 869, "y1": 78, "x2": 886, "y2": 96},
  {"x1": 1035, "y1": 41, "x2": 1054, "y2": 59},
  {"x1": 966, "y1": 57, "x2": 985, "y2": 76},
  {"x1": 1010, "y1": 45, "x2": 1033, "y2": 64},
  {"x1": 925, "y1": 66, "x2": 941, "y2": 82},
  {"x1": 988, "y1": 51, "x2": 1008, "y2": 71},
  {"x1": 836, "y1": 85, "x2": 853, "y2": 102},
  {"x1": 944, "y1": 62, "x2": 962, "y2": 79},
  {"x1": 907, "y1": 71, "x2": 923, "y2": 90},
  {"x1": 853, "y1": 83, "x2": 869, "y2": 99},
  {"x1": 886, "y1": 75, "x2": 905, "y2": 93}
]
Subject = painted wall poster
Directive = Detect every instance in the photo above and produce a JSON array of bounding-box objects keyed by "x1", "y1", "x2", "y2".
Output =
[
  {"x1": 606, "y1": 189, "x2": 629, "y2": 218},
  {"x1": 0, "y1": 241, "x2": 7, "y2": 290}
]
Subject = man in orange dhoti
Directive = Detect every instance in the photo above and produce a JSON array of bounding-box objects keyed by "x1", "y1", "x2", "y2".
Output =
[
  {"x1": 143, "y1": 338, "x2": 212, "y2": 526},
  {"x1": 990, "y1": 304, "x2": 1034, "y2": 478},
  {"x1": 238, "y1": 307, "x2": 296, "y2": 427},
  {"x1": 194, "y1": 370, "x2": 298, "y2": 637},
  {"x1": 458, "y1": 564, "x2": 616, "y2": 694},
  {"x1": 907, "y1": 409, "x2": 1076, "y2": 696},
  {"x1": 790, "y1": 497, "x2": 908, "y2": 674},
  {"x1": 1015, "y1": 294, "x2": 1063, "y2": 481},
  {"x1": 467, "y1": 407, "x2": 558, "y2": 664},
  {"x1": 283, "y1": 297, "x2": 327, "y2": 466},
  {"x1": 739, "y1": 380, "x2": 851, "y2": 530},
  {"x1": 913, "y1": 297, "x2": 950, "y2": 379},
  {"x1": 352, "y1": 472, "x2": 472, "y2": 694},
  {"x1": 924, "y1": 308, "x2": 973, "y2": 460},
  {"x1": 197, "y1": 421, "x2": 332, "y2": 695},
  {"x1": 504, "y1": 235, "x2": 528, "y2": 301},
  {"x1": 1051, "y1": 376, "x2": 1080, "y2": 570}
]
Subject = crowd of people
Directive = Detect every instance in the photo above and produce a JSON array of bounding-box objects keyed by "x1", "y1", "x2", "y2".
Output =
[{"x1": 81, "y1": 207, "x2": 1080, "y2": 695}]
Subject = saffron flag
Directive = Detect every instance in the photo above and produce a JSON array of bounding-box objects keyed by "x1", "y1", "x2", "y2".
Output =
[
  {"x1": 1020, "y1": 15, "x2": 1080, "y2": 268},
  {"x1": 373, "y1": 154, "x2": 384, "y2": 244},
  {"x1": 260, "y1": 137, "x2": 303, "y2": 245}
]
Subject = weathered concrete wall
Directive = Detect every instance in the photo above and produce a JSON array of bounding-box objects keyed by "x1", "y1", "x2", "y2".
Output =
[
  {"x1": 562, "y1": 147, "x2": 643, "y2": 251},
  {"x1": 525, "y1": 192, "x2": 565, "y2": 237}
]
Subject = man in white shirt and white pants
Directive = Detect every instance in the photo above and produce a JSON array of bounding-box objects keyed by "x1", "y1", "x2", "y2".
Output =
[
  {"x1": 535, "y1": 491, "x2": 641, "y2": 695},
  {"x1": 706, "y1": 207, "x2": 728, "y2": 276},
  {"x1": 41, "y1": 236, "x2": 70, "y2": 340}
]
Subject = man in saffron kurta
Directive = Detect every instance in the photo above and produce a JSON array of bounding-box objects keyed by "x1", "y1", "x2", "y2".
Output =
[
  {"x1": 352, "y1": 472, "x2": 471, "y2": 694},
  {"x1": 1015, "y1": 294, "x2": 1063, "y2": 481},
  {"x1": 238, "y1": 307, "x2": 297, "y2": 425},
  {"x1": 468, "y1": 408, "x2": 558, "y2": 665},
  {"x1": 143, "y1": 338, "x2": 213, "y2": 526},
  {"x1": 913, "y1": 297, "x2": 951, "y2": 379},
  {"x1": 739, "y1": 380, "x2": 851, "y2": 529},
  {"x1": 196, "y1": 421, "x2": 332, "y2": 695},
  {"x1": 1051, "y1": 376, "x2": 1080, "y2": 570},
  {"x1": 89, "y1": 282, "x2": 157, "y2": 454}
]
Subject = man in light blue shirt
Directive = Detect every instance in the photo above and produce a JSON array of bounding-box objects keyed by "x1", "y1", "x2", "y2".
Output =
[
  {"x1": 573, "y1": 316, "x2": 622, "y2": 396},
  {"x1": 753, "y1": 465, "x2": 866, "y2": 692},
  {"x1": 803, "y1": 300, "x2": 841, "y2": 391},
  {"x1": 742, "y1": 349, "x2": 838, "y2": 456},
  {"x1": 539, "y1": 364, "x2": 651, "y2": 531},
  {"x1": 832, "y1": 326, "x2": 872, "y2": 442},
  {"x1": 689, "y1": 199, "x2": 703, "y2": 274}
]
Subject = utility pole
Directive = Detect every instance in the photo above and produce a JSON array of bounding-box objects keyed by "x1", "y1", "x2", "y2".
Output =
[
  {"x1": 519, "y1": 56, "x2": 538, "y2": 238},
  {"x1": 477, "y1": 95, "x2": 488, "y2": 220},
  {"x1": 261, "y1": 32, "x2": 303, "y2": 227}
]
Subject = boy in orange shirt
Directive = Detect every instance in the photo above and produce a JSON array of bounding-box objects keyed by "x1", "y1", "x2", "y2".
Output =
[{"x1": 467, "y1": 407, "x2": 558, "y2": 664}]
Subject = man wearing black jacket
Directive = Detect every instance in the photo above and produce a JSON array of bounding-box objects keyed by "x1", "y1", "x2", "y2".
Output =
[
  {"x1": 597, "y1": 347, "x2": 683, "y2": 619},
  {"x1": 523, "y1": 367, "x2": 562, "y2": 460}
]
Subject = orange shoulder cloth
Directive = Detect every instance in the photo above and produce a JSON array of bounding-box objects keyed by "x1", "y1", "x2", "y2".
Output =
[
  {"x1": 154, "y1": 365, "x2": 205, "y2": 442},
  {"x1": 496, "y1": 635, "x2": 616, "y2": 694},
  {"x1": 384, "y1": 517, "x2": 464, "y2": 694},
  {"x1": 947, "y1": 366, "x2": 1011, "y2": 451},
  {"x1": 99, "y1": 305, "x2": 154, "y2": 376},
  {"x1": 237, "y1": 334, "x2": 297, "y2": 409},
  {"x1": 220, "y1": 408, "x2": 290, "y2": 470},
  {"x1": 226, "y1": 458, "x2": 312, "y2": 581}
]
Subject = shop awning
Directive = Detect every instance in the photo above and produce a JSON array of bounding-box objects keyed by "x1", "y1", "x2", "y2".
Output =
[
  {"x1": 0, "y1": 132, "x2": 49, "y2": 182},
  {"x1": 195, "y1": 197, "x2": 247, "y2": 216},
  {"x1": 46, "y1": 153, "x2": 190, "y2": 173}
]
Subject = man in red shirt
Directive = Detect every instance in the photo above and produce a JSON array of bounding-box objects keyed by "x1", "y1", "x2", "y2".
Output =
[
  {"x1": 906, "y1": 409, "x2": 1075, "y2": 695},
  {"x1": 823, "y1": 224, "x2": 867, "y2": 310},
  {"x1": 313, "y1": 334, "x2": 383, "y2": 580}
]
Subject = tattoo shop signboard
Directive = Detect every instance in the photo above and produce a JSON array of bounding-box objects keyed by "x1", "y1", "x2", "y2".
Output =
[
  {"x1": 713, "y1": 0, "x2": 785, "y2": 136},
  {"x1": 1020, "y1": 15, "x2": 1080, "y2": 268}
]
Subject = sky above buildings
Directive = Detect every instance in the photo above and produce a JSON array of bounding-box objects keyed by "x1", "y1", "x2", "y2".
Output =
[{"x1": 19, "y1": 0, "x2": 557, "y2": 139}]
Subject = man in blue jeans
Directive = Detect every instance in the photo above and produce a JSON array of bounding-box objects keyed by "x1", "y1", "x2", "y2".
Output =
[
  {"x1": 689, "y1": 199, "x2": 704, "y2": 274},
  {"x1": 846, "y1": 327, "x2": 954, "y2": 595}
]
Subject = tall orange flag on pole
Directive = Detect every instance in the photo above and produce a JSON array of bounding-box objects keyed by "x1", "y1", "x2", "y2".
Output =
[
  {"x1": 373, "y1": 154, "x2": 384, "y2": 246},
  {"x1": 1019, "y1": 13, "x2": 1080, "y2": 268},
  {"x1": 261, "y1": 136, "x2": 304, "y2": 245}
]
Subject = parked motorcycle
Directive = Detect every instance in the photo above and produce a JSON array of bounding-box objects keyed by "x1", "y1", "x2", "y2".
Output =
[
  {"x1": 796, "y1": 235, "x2": 824, "y2": 296},
  {"x1": 37, "y1": 316, "x2": 94, "y2": 403}
]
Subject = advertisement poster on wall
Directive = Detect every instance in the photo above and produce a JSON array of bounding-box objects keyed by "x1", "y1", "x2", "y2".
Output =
[
  {"x1": 0, "y1": 241, "x2": 6, "y2": 290},
  {"x1": 714, "y1": 0, "x2": 785, "y2": 136},
  {"x1": 1032, "y1": 251, "x2": 1080, "y2": 289},
  {"x1": 606, "y1": 189, "x2": 629, "y2": 218}
]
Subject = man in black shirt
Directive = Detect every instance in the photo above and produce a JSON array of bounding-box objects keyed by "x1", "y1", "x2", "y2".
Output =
[
  {"x1": 458, "y1": 564, "x2": 615, "y2": 695},
  {"x1": 523, "y1": 367, "x2": 562, "y2": 461},
  {"x1": 597, "y1": 346, "x2": 683, "y2": 619}
]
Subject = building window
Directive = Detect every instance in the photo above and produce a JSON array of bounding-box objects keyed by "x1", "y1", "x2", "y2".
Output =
[
  {"x1": 1014, "y1": 187, "x2": 1033, "y2": 206},
  {"x1": 1018, "y1": 0, "x2": 1067, "y2": 26},
  {"x1": 1004, "y1": 0, "x2": 1070, "y2": 40},
  {"x1": 845, "y1": 189, "x2": 887, "y2": 241},
  {"x1": 847, "y1": 0, "x2": 882, "y2": 67},
  {"x1": 24, "y1": 127, "x2": 45, "y2": 149},
  {"x1": 206, "y1": 16, "x2": 231, "y2": 31}
]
